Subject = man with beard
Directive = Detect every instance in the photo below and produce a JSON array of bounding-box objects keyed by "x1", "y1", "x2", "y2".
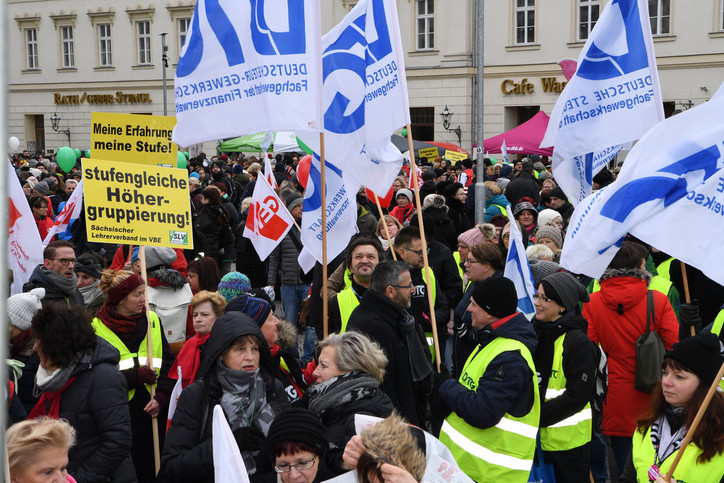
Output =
[{"x1": 23, "y1": 240, "x2": 84, "y2": 307}]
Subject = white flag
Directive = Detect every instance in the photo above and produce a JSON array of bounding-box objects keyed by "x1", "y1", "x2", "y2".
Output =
[
  {"x1": 264, "y1": 156, "x2": 278, "y2": 190},
  {"x1": 560, "y1": 82, "x2": 724, "y2": 285},
  {"x1": 503, "y1": 206, "x2": 537, "y2": 318},
  {"x1": 172, "y1": 1, "x2": 322, "y2": 146},
  {"x1": 501, "y1": 139, "x2": 509, "y2": 165},
  {"x1": 542, "y1": 0, "x2": 663, "y2": 198},
  {"x1": 212, "y1": 405, "x2": 250, "y2": 483},
  {"x1": 43, "y1": 179, "x2": 84, "y2": 244},
  {"x1": 296, "y1": 0, "x2": 408, "y2": 196},
  {"x1": 243, "y1": 175, "x2": 294, "y2": 261},
  {"x1": 8, "y1": 162, "x2": 44, "y2": 295},
  {"x1": 551, "y1": 144, "x2": 623, "y2": 206},
  {"x1": 300, "y1": 156, "x2": 359, "y2": 265},
  {"x1": 166, "y1": 366, "x2": 183, "y2": 432}
]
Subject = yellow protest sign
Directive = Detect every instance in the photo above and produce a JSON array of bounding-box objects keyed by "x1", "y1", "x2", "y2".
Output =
[
  {"x1": 444, "y1": 150, "x2": 468, "y2": 162},
  {"x1": 91, "y1": 112, "x2": 177, "y2": 166},
  {"x1": 418, "y1": 147, "x2": 439, "y2": 160},
  {"x1": 83, "y1": 158, "x2": 193, "y2": 248}
]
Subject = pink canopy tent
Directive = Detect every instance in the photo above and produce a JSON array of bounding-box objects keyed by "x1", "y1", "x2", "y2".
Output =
[{"x1": 483, "y1": 111, "x2": 554, "y2": 156}]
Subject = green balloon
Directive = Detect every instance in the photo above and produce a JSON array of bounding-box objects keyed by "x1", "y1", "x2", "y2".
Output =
[
  {"x1": 177, "y1": 151, "x2": 187, "y2": 169},
  {"x1": 73, "y1": 148, "x2": 81, "y2": 159},
  {"x1": 85, "y1": 149, "x2": 91, "y2": 158},
  {"x1": 183, "y1": 151, "x2": 189, "y2": 159},
  {"x1": 56, "y1": 147, "x2": 76, "y2": 173},
  {"x1": 401, "y1": 128, "x2": 408, "y2": 137}
]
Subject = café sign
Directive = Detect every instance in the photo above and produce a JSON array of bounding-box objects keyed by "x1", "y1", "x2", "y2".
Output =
[{"x1": 501, "y1": 77, "x2": 568, "y2": 95}]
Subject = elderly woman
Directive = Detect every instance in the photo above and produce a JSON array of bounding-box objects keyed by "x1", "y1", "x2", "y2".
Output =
[
  {"x1": 93, "y1": 270, "x2": 174, "y2": 483},
  {"x1": 29, "y1": 305, "x2": 136, "y2": 482},
  {"x1": 303, "y1": 332, "x2": 393, "y2": 474},
  {"x1": 7, "y1": 418, "x2": 78, "y2": 483},
  {"x1": 170, "y1": 290, "x2": 227, "y2": 389},
  {"x1": 389, "y1": 189, "x2": 416, "y2": 225},
  {"x1": 160, "y1": 313, "x2": 290, "y2": 482},
  {"x1": 513, "y1": 197, "x2": 538, "y2": 243},
  {"x1": 375, "y1": 215, "x2": 402, "y2": 250}
]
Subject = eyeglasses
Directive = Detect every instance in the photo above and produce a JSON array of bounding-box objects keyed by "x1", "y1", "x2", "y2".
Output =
[
  {"x1": 391, "y1": 283, "x2": 414, "y2": 289},
  {"x1": 463, "y1": 259, "x2": 481, "y2": 265},
  {"x1": 53, "y1": 258, "x2": 76, "y2": 266},
  {"x1": 402, "y1": 247, "x2": 430, "y2": 257},
  {"x1": 532, "y1": 294, "x2": 553, "y2": 303},
  {"x1": 274, "y1": 456, "x2": 317, "y2": 473}
]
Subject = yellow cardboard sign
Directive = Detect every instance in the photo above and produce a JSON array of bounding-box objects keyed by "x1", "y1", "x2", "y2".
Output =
[
  {"x1": 418, "y1": 147, "x2": 439, "y2": 160},
  {"x1": 83, "y1": 158, "x2": 193, "y2": 248},
  {"x1": 444, "y1": 150, "x2": 468, "y2": 162},
  {"x1": 91, "y1": 112, "x2": 177, "y2": 166}
]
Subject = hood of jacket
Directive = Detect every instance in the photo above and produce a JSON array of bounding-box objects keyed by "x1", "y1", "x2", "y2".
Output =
[
  {"x1": 197, "y1": 312, "x2": 274, "y2": 379},
  {"x1": 598, "y1": 268, "x2": 651, "y2": 311},
  {"x1": 478, "y1": 311, "x2": 538, "y2": 354},
  {"x1": 486, "y1": 193, "x2": 511, "y2": 208},
  {"x1": 71, "y1": 337, "x2": 121, "y2": 377},
  {"x1": 148, "y1": 267, "x2": 188, "y2": 289}
]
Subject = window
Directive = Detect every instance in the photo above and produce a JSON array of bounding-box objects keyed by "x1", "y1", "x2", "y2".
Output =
[
  {"x1": 578, "y1": 0, "x2": 599, "y2": 41},
  {"x1": 137, "y1": 21, "x2": 151, "y2": 65},
  {"x1": 649, "y1": 0, "x2": 670, "y2": 35},
  {"x1": 343, "y1": 0, "x2": 358, "y2": 12},
  {"x1": 178, "y1": 18, "x2": 190, "y2": 53},
  {"x1": 98, "y1": 24, "x2": 112, "y2": 66},
  {"x1": 25, "y1": 29, "x2": 39, "y2": 69},
  {"x1": 60, "y1": 26, "x2": 75, "y2": 68},
  {"x1": 515, "y1": 0, "x2": 535, "y2": 44},
  {"x1": 416, "y1": 0, "x2": 434, "y2": 50},
  {"x1": 720, "y1": 0, "x2": 724, "y2": 31},
  {"x1": 410, "y1": 107, "x2": 435, "y2": 141}
]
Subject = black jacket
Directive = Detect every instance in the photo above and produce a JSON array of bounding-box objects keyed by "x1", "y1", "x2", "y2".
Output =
[
  {"x1": 504, "y1": 171, "x2": 540, "y2": 206},
  {"x1": 409, "y1": 265, "x2": 449, "y2": 341},
  {"x1": 444, "y1": 196, "x2": 473, "y2": 237},
  {"x1": 23, "y1": 265, "x2": 84, "y2": 307},
  {"x1": 427, "y1": 240, "x2": 464, "y2": 308},
  {"x1": 195, "y1": 203, "x2": 230, "y2": 261},
  {"x1": 160, "y1": 314, "x2": 290, "y2": 483},
  {"x1": 423, "y1": 206, "x2": 459, "y2": 252},
  {"x1": 347, "y1": 291, "x2": 431, "y2": 427}
]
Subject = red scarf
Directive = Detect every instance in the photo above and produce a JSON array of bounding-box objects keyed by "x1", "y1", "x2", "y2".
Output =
[
  {"x1": 28, "y1": 377, "x2": 77, "y2": 419},
  {"x1": 95, "y1": 301, "x2": 144, "y2": 341},
  {"x1": 170, "y1": 334, "x2": 209, "y2": 388}
]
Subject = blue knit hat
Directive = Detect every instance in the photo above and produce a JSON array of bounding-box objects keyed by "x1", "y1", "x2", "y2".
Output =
[
  {"x1": 225, "y1": 294, "x2": 273, "y2": 326},
  {"x1": 218, "y1": 272, "x2": 252, "y2": 301}
]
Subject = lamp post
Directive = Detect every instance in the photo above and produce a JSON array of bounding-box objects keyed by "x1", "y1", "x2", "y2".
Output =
[
  {"x1": 50, "y1": 112, "x2": 71, "y2": 144},
  {"x1": 440, "y1": 105, "x2": 462, "y2": 146}
]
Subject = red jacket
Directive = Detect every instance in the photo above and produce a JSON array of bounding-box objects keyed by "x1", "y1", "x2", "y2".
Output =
[
  {"x1": 583, "y1": 272, "x2": 678, "y2": 437},
  {"x1": 34, "y1": 214, "x2": 54, "y2": 241}
]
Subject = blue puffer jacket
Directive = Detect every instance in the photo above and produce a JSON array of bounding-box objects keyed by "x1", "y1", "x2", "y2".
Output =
[{"x1": 485, "y1": 194, "x2": 511, "y2": 222}]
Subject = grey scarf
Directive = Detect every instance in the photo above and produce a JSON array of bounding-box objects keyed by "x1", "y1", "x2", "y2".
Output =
[
  {"x1": 43, "y1": 267, "x2": 78, "y2": 297},
  {"x1": 399, "y1": 312, "x2": 433, "y2": 384},
  {"x1": 306, "y1": 370, "x2": 380, "y2": 416},
  {"x1": 79, "y1": 279, "x2": 103, "y2": 306},
  {"x1": 34, "y1": 362, "x2": 77, "y2": 396}
]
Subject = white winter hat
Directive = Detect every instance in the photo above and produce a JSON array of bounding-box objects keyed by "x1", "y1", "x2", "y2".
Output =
[{"x1": 7, "y1": 287, "x2": 45, "y2": 331}]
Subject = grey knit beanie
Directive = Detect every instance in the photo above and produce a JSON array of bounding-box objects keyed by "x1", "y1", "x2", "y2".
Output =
[
  {"x1": 540, "y1": 272, "x2": 589, "y2": 313},
  {"x1": 8, "y1": 288, "x2": 45, "y2": 331},
  {"x1": 529, "y1": 260, "x2": 562, "y2": 288},
  {"x1": 535, "y1": 225, "x2": 563, "y2": 249}
]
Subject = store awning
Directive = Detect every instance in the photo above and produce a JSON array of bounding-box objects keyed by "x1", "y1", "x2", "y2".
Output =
[
  {"x1": 483, "y1": 111, "x2": 554, "y2": 156},
  {"x1": 218, "y1": 131, "x2": 301, "y2": 153}
]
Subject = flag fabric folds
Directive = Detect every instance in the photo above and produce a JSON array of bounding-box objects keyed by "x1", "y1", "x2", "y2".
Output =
[
  {"x1": 212, "y1": 405, "x2": 250, "y2": 483},
  {"x1": 264, "y1": 156, "x2": 279, "y2": 190},
  {"x1": 8, "y1": 161, "x2": 44, "y2": 295},
  {"x1": 296, "y1": 0, "x2": 408, "y2": 196},
  {"x1": 172, "y1": 0, "x2": 322, "y2": 146},
  {"x1": 560, "y1": 82, "x2": 724, "y2": 285},
  {"x1": 166, "y1": 366, "x2": 183, "y2": 432},
  {"x1": 501, "y1": 139, "x2": 509, "y2": 165},
  {"x1": 43, "y1": 179, "x2": 84, "y2": 244},
  {"x1": 503, "y1": 206, "x2": 536, "y2": 317},
  {"x1": 243, "y1": 175, "x2": 295, "y2": 261},
  {"x1": 542, "y1": 0, "x2": 663, "y2": 203}
]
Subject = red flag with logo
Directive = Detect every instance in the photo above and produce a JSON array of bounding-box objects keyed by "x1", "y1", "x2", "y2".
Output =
[{"x1": 243, "y1": 175, "x2": 294, "y2": 260}]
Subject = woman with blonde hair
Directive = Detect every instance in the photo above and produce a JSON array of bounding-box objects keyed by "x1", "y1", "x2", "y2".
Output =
[
  {"x1": 7, "y1": 417, "x2": 77, "y2": 483},
  {"x1": 303, "y1": 332, "x2": 394, "y2": 474},
  {"x1": 375, "y1": 215, "x2": 402, "y2": 250}
]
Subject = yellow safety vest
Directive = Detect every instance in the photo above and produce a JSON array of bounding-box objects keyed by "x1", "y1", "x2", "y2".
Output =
[
  {"x1": 656, "y1": 257, "x2": 674, "y2": 281},
  {"x1": 421, "y1": 269, "x2": 437, "y2": 362},
  {"x1": 712, "y1": 310, "x2": 724, "y2": 392},
  {"x1": 336, "y1": 287, "x2": 361, "y2": 333},
  {"x1": 489, "y1": 204, "x2": 509, "y2": 219},
  {"x1": 632, "y1": 425, "x2": 724, "y2": 483},
  {"x1": 540, "y1": 333, "x2": 592, "y2": 451},
  {"x1": 453, "y1": 251, "x2": 465, "y2": 292},
  {"x1": 92, "y1": 312, "x2": 163, "y2": 401},
  {"x1": 439, "y1": 337, "x2": 540, "y2": 482}
]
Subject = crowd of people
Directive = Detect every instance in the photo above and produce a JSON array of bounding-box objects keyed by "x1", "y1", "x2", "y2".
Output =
[{"x1": 6, "y1": 149, "x2": 724, "y2": 483}]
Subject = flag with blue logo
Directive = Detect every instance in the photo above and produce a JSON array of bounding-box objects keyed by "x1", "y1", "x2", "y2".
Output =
[
  {"x1": 296, "y1": 0, "x2": 408, "y2": 196},
  {"x1": 503, "y1": 206, "x2": 536, "y2": 317},
  {"x1": 501, "y1": 139, "x2": 509, "y2": 165},
  {"x1": 561, "y1": 82, "x2": 724, "y2": 285},
  {"x1": 299, "y1": 156, "x2": 359, "y2": 265},
  {"x1": 541, "y1": 0, "x2": 663, "y2": 203},
  {"x1": 172, "y1": 0, "x2": 322, "y2": 147}
]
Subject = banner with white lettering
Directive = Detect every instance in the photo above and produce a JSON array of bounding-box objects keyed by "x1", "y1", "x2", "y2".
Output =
[
  {"x1": 172, "y1": 0, "x2": 322, "y2": 147},
  {"x1": 551, "y1": 144, "x2": 623, "y2": 205},
  {"x1": 542, "y1": 0, "x2": 663, "y2": 195},
  {"x1": 560, "y1": 82, "x2": 724, "y2": 285},
  {"x1": 296, "y1": 0, "x2": 408, "y2": 196},
  {"x1": 8, "y1": 161, "x2": 44, "y2": 294},
  {"x1": 244, "y1": 175, "x2": 294, "y2": 261}
]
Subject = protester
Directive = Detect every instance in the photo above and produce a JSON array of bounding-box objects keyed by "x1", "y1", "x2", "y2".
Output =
[
  {"x1": 548, "y1": 187, "x2": 574, "y2": 229},
  {"x1": 29, "y1": 195, "x2": 54, "y2": 241},
  {"x1": 195, "y1": 186, "x2": 234, "y2": 265},
  {"x1": 160, "y1": 313, "x2": 290, "y2": 482},
  {"x1": 375, "y1": 215, "x2": 402, "y2": 250},
  {"x1": 483, "y1": 181, "x2": 511, "y2": 222},
  {"x1": 74, "y1": 252, "x2": 105, "y2": 314},
  {"x1": 7, "y1": 288, "x2": 45, "y2": 414},
  {"x1": 23, "y1": 241, "x2": 84, "y2": 307},
  {"x1": 187, "y1": 256, "x2": 222, "y2": 294},
  {"x1": 621, "y1": 333, "x2": 724, "y2": 482},
  {"x1": 421, "y1": 194, "x2": 458, "y2": 252},
  {"x1": 7, "y1": 418, "x2": 78, "y2": 483},
  {"x1": 305, "y1": 331, "x2": 393, "y2": 474},
  {"x1": 513, "y1": 197, "x2": 538, "y2": 243},
  {"x1": 29, "y1": 305, "x2": 136, "y2": 482},
  {"x1": 532, "y1": 272, "x2": 598, "y2": 483},
  {"x1": 504, "y1": 160, "x2": 540, "y2": 206},
  {"x1": 92, "y1": 270, "x2": 175, "y2": 483},
  {"x1": 456, "y1": 226, "x2": 488, "y2": 289},
  {"x1": 444, "y1": 182, "x2": 473, "y2": 237},
  {"x1": 537, "y1": 208, "x2": 564, "y2": 231},
  {"x1": 389, "y1": 188, "x2": 416, "y2": 225}
]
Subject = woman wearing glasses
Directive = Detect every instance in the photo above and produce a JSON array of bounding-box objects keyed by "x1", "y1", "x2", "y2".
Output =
[
  {"x1": 532, "y1": 272, "x2": 598, "y2": 483},
  {"x1": 452, "y1": 243, "x2": 504, "y2": 377}
]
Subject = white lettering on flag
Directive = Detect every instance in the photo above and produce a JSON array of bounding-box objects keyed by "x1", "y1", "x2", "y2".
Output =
[
  {"x1": 552, "y1": 144, "x2": 623, "y2": 205},
  {"x1": 243, "y1": 175, "x2": 294, "y2": 261},
  {"x1": 503, "y1": 206, "x2": 536, "y2": 317}
]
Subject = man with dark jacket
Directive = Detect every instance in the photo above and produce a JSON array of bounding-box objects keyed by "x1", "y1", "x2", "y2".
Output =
[
  {"x1": 23, "y1": 240, "x2": 84, "y2": 307},
  {"x1": 504, "y1": 160, "x2": 540, "y2": 206},
  {"x1": 347, "y1": 260, "x2": 432, "y2": 427},
  {"x1": 419, "y1": 169, "x2": 438, "y2": 203}
]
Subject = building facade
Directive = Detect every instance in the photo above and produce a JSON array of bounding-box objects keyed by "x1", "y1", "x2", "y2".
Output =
[{"x1": 8, "y1": 0, "x2": 724, "y2": 156}]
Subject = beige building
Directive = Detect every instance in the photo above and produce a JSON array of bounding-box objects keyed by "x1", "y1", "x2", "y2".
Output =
[{"x1": 8, "y1": 0, "x2": 724, "y2": 155}]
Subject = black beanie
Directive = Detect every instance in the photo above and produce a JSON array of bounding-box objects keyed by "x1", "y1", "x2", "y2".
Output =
[
  {"x1": 664, "y1": 333, "x2": 724, "y2": 387},
  {"x1": 549, "y1": 187, "x2": 567, "y2": 201},
  {"x1": 471, "y1": 277, "x2": 518, "y2": 319},
  {"x1": 266, "y1": 408, "x2": 329, "y2": 456}
]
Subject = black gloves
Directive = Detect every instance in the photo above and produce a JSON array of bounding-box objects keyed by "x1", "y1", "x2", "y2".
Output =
[
  {"x1": 679, "y1": 301, "x2": 702, "y2": 331},
  {"x1": 233, "y1": 426, "x2": 266, "y2": 452},
  {"x1": 432, "y1": 366, "x2": 453, "y2": 395}
]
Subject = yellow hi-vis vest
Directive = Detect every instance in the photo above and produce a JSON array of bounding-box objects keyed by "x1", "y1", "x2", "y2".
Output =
[
  {"x1": 540, "y1": 333, "x2": 592, "y2": 451},
  {"x1": 453, "y1": 251, "x2": 465, "y2": 292},
  {"x1": 439, "y1": 337, "x2": 541, "y2": 482},
  {"x1": 632, "y1": 425, "x2": 724, "y2": 483},
  {"x1": 336, "y1": 287, "x2": 361, "y2": 333},
  {"x1": 421, "y1": 268, "x2": 437, "y2": 362},
  {"x1": 92, "y1": 311, "x2": 163, "y2": 401},
  {"x1": 712, "y1": 310, "x2": 724, "y2": 391},
  {"x1": 656, "y1": 257, "x2": 674, "y2": 281}
]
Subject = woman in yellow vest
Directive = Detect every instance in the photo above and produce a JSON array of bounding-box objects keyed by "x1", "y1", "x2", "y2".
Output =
[
  {"x1": 621, "y1": 333, "x2": 724, "y2": 483},
  {"x1": 532, "y1": 272, "x2": 598, "y2": 483},
  {"x1": 94, "y1": 270, "x2": 175, "y2": 483}
]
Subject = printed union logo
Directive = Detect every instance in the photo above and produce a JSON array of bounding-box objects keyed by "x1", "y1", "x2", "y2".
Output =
[
  {"x1": 169, "y1": 231, "x2": 188, "y2": 245},
  {"x1": 576, "y1": 0, "x2": 648, "y2": 81}
]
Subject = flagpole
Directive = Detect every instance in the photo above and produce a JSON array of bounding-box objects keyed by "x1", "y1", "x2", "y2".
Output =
[
  {"x1": 320, "y1": 132, "x2": 329, "y2": 339},
  {"x1": 138, "y1": 246, "x2": 161, "y2": 475},
  {"x1": 679, "y1": 261, "x2": 696, "y2": 336},
  {"x1": 664, "y1": 360, "x2": 724, "y2": 481},
  {"x1": 373, "y1": 196, "x2": 397, "y2": 260},
  {"x1": 405, "y1": 123, "x2": 441, "y2": 372}
]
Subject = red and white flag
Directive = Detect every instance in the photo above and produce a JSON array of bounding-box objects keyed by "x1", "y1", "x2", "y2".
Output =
[
  {"x1": 43, "y1": 179, "x2": 83, "y2": 244},
  {"x1": 8, "y1": 160, "x2": 44, "y2": 295},
  {"x1": 243, "y1": 175, "x2": 294, "y2": 261},
  {"x1": 264, "y1": 157, "x2": 278, "y2": 190},
  {"x1": 166, "y1": 366, "x2": 183, "y2": 432}
]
